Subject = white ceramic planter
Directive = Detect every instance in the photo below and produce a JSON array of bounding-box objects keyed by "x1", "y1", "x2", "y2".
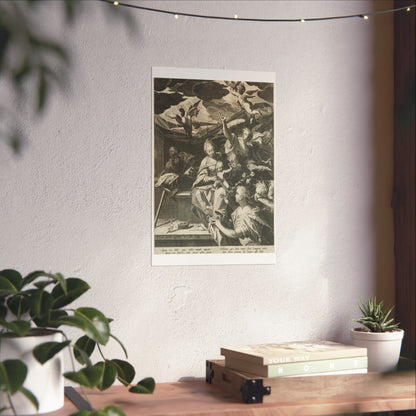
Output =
[
  {"x1": 0, "y1": 329, "x2": 64, "y2": 415},
  {"x1": 351, "y1": 328, "x2": 404, "y2": 372}
]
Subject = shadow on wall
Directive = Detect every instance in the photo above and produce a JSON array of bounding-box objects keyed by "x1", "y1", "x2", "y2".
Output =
[
  {"x1": 371, "y1": 5, "x2": 395, "y2": 307},
  {"x1": 392, "y1": 0, "x2": 415, "y2": 360},
  {"x1": 0, "y1": 0, "x2": 136, "y2": 155},
  {"x1": 321, "y1": 2, "x2": 396, "y2": 344}
]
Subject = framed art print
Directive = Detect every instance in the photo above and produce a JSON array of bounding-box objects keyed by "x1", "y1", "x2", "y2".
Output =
[{"x1": 152, "y1": 67, "x2": 276, "y2": 266}]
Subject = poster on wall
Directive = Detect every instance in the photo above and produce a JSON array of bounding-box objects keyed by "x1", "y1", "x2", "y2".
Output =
[{"x1": 152, "y1": 67, "x2": 276, "y2": 266}]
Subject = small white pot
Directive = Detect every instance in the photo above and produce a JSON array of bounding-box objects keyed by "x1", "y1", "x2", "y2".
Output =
[
  {"x1": 0, "y1": 329, "x2": 64, "y2": 415},
  {"x1": 351, "y1": 328, "x2": 404, "y2": 372}
]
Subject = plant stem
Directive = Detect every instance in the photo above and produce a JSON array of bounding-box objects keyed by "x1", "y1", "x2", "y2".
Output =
[
  {"x1": 7, "y1": 393, "x2": 17, "y2": 416},
  {"x1": 17, "y1": 296, "x2": 22, "y2": 320},
  {"x1": 97, "y1": 343, "x2": 106, "y2": 361},
  {"x1": 61, "y1": 332, "x2": 94, "y2": 411}
]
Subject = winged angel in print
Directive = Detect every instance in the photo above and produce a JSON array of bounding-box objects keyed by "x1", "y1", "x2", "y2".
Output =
[{"x1": 154, "y1": 76, "x2": 274, "y2": 251}]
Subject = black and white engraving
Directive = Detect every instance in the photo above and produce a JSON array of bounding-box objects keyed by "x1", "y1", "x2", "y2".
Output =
[{"x1": 153, "y1": 68, "x2": 275, "y2": 264}]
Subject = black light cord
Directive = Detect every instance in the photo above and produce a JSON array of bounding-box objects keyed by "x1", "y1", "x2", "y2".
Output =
[{"x1": 99, "y1": 0, "x2": 415, "y2": 23}]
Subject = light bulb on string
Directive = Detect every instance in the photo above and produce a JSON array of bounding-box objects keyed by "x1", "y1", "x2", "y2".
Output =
[{"x1": 100, "y1": 1, "x2": 415, "y2": 24}]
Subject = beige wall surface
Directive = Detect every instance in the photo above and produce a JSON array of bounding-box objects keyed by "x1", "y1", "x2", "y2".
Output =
[{"x1": 0, "y1": 1, "x2": 395, "y2": 382}]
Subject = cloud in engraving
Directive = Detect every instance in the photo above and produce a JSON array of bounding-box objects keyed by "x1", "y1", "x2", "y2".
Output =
[
  {"x1": 192, "y1": 81, "x2": 229, "y2": 101},
  {"x1": 154, "y1": 91, "x2": 185, "y2": 114}
]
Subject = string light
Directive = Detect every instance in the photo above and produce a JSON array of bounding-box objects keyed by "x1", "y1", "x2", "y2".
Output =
[
  {"x1": 174, "y1": 14, "x2": 179, "y2": 20},
  {"x1": 100, "y1": 0, "x2": 415, "y2": 23}
]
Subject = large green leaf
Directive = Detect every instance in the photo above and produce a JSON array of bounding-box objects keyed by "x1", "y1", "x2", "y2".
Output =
[
  {"x1": 74, "y1": 335, "x2": 96, "y2": 365},
  {"x1": 22, "y1": 270, "x2": 50, "y2": 287},
  {"x1": 94, "y1": 361, "x2": 117, "y2": 391},
  {"x1": 0, "y1": 276, "x2": 19, "y2": 296},
  {"x1": 54, "y1": 309, "x2": 109, "y2": 345},
  {"x1": 52, "y1": 315, "x2": 90, "y2": 333},
  {"x1": 7, "y1": 295, "x2": 30, "y2": 318},
  {"x1": 0, "y1": 319, "x2": 31, "y2": 336},
  {"x1": 110, "y1": 359, "x2": 135, "y2": 386},
  {"x1": 50, "y1": 273, "x2": 67, "y2": 294},
  {"x1": 19, "y1": 386, "x2": 39, "y2": 411},
  {"x1": 47, "y1": 309, "x2": 69, "y2": 328},
  {"x1": 29, "y1": 289, "x2": 53, "y2": 318},
  {"x1": 0, "y1": 270, "x2": 22, "y2": 291},
  {"x1": 51, "y1": 278, "x2": 90, "y2": 309},
  {"x1": 74, "y1": 308, "x2": 110, "y2": 345},
  {"x1": 96, "y1": 406, "x2": 127, "y2": 416},
  {"x1": 29, "y1": 290, "x2": 53, "y2": 326},
  {"x1": 22, "y1": 271, "x2": 67, "y2": 293},
  {"x1": 33, "y1": 280, "x2": 55, "y2": 290},
  {"x1": 68, "y1": 412, "x2": 90, "y2": 416},
  {"x1": 0, "y1": 303, "x2": 7, "y2": 321},
  {"x1": 128, "y1": 377, "x2": 155, "y2": 394},
  {"x1": 33, "y1": 340, "x2": 71, "y2": 364},
  {"x1": 73, "y1": 349, "x2": 92, "y2": 368},
  {"x1": 64, "y1": 366, "x2": 102, "y2": 389},
  {"x1": 0, "y1": 359, "x2": 27, "y2": 395}
]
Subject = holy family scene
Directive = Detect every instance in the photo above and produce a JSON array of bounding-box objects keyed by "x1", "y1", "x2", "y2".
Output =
[{"x1": 154, "y1": 76, "x2": 275, "y2": 249}]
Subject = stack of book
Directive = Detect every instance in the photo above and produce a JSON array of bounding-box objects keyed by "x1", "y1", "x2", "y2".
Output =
[{"x1": 220, "y1": 340, "x2": 368, "y2": 378}]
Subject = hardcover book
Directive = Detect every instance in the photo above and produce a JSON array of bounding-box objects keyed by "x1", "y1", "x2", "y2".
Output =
[
  {"x1": 224, "y1": 355, "x2": 368, "y2": 377},
  {"x1": 220, "y1": 341, "x2": 368, "y2": 366}
]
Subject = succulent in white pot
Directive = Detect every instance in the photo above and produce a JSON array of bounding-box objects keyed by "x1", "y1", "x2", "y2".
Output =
[{"x1": 351, "y1": 296, "x2": 404, "y2": 372}]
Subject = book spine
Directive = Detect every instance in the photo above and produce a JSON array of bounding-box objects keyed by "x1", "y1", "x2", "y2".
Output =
[
  {"x1": 225, "y1": 356, "x2": 368, "y2": 377},
  {"x1": 220, "y1": 346, "x2": 368, "y2": 365},
  {"x1": 285, "y1": 368, "x2": 368, "y2": 377},
  {"x1": 267, "y1": 356, "x2": 368, "y2": 377},
  {"x1": 262, "y1": 349, "x2": 368, "y2": 365}
]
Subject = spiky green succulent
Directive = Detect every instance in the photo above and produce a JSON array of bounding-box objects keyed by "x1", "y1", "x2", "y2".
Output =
[{"x1": 353, "y1": 296, "x2": 400, "y2": 332}]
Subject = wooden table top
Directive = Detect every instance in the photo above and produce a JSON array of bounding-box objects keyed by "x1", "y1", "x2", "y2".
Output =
[{"x1": 50, "y1": 371, "x2": 415, "y2": 416}]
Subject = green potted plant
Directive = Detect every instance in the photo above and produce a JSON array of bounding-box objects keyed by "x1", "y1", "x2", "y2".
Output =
[
  {"x1": 0, "y1": 269, "x2": 155, "y2": 416},
  {"x1": 351, "y1": 296, "x2": 404, "y2": 372}
]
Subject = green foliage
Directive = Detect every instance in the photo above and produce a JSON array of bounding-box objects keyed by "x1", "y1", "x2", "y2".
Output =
[
  {"x1": 33, "y1": 340, "x2": 71, "y2": 364},
  {"x1": 0, "y1": 359, "x2": 28, "y2": 395},
  {"x1": 74, "y1": 335, "x2": 96, "y2": 365},
  {"x1": 69, "y1": 405, "x2": 127, "y2": 416},
  {"x1": 0, "y1": 269, "x2": 155, "y2": 415},
  {"x1": 353, "y1": 296, "x2": 400, "y2": 333},
  {"x1": 64, "y1": 366, "x2": 103, "y2": 390},
  {"x1": 93, "y1": 361, "x2": 118, "y2": 391},
  {"x1": 129, "y1": 377, "x2": 156, "y2": 394},
  {"x1": 18, "y1": 387, "x2": 39, "y2": 412},
  {"x1": 110, "y1": 359, "x2": 135, "y2": 386},
  {"x1": 0, "y1": 0, "x2": 136, "y2": 154}
]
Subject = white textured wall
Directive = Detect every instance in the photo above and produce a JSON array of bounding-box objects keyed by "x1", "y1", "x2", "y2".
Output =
[{"x1": 0, "y1": 1, "x2": 394, "y2": 382}]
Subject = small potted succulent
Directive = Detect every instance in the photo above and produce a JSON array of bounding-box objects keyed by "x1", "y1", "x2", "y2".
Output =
[
  {"x1": 0, "y1": 269, "x2": 155, "y2": 416},
  {"x1": 351, "y1": 296, "x2": 404, "y2": 372}
]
